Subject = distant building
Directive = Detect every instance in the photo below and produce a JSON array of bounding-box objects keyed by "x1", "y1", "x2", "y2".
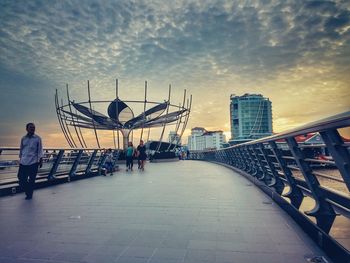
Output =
[
  {"x1": 229, "y1": 93, "x2": 272, "y2": 144},
  {"x1": 188, "y1": 127, "x2": 226, "y2": 151},
  {"x1": 168, "y1": 131, "x2": 180, "y2": 144}
]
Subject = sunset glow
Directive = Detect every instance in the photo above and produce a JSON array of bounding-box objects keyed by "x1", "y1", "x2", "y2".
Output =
[{"x1": 0, "y1": 0, "x2": 349, "y2": 147}]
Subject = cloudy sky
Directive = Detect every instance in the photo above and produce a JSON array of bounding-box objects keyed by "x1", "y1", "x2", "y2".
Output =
[{"x1": 0, "y1": 0, "x2": 349, "y2": 147}]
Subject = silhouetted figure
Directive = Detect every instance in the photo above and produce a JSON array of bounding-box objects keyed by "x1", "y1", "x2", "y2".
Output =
[
  {"x1": 17, "y1": 123, "x2": 43, "y2": 200},
  {"x1": 137, "y1": 140, "x2": 147, "y2": 171}
]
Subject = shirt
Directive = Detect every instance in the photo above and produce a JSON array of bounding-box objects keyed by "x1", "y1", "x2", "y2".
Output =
[
  {"x1": 126, "y1": 146, "x2": 134, "y2": 157},
  {"x1": 105, "y1": 153, "x2": 113, "y2": 163},
  {"x1": 19, "y1": 134, "x2": 43, "y2": 165},
  {"x1": 137, "y1": 145, "x2": 146, "y2": 157}
]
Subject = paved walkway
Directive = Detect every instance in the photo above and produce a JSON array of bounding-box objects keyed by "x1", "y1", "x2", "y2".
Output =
[{"x1": 0, "y1": 161, "x2": 330, "y2": 263}]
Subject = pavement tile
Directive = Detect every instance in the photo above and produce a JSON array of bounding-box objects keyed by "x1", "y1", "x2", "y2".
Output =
[
  {"x1": 150, "y1": 248, "x2": 186, "y2": 261},
  {"x1": 0, "y1": 161, "x2": 332, "y2": 263},
  {"x1": 185, "y1": 249, "x2": 216, "y2": 262}
]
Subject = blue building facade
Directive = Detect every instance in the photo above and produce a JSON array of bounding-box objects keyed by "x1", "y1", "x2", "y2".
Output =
[{"x1": 230, "y1": 93, "x2": 272, "y2": 144}]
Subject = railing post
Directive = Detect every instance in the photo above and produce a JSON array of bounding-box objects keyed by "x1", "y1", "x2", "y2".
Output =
[
  {"x1": 193, "y1": 152, "x2": 197, "y2": 160},
  {"x1": 228, "y1": 148, "x2": 235, "y2": 166},
  {"x1": 320, "y1": 129, "x2": 350, "y2": 192},
  {"x1": 206, "y1": 152, "x2": 211, "y2": 161},
  {"x1": 238, "y1": 147, "x2": 250, "y2": 173},
  {"x1": 85, "y1": 150, "x2": 98, "y2": 175},
  {"x1": 222, "y1": 150, "x2": 229, "y2": 165},
  {"x1": 96, "y1": 150, "x2": 108, "y2": 175},
  {"x1": 231, "y1": 148, "x2": 239, "y2": 167},
  {"x1": 230, "y1": 148, "x2": 238, "y2": 168},
  {"x1": 110, "y1": 149, "x2": 119, "y2": 171},
  {"x1": 258, "y1": 143, "x2": 285, "y2": 195},
  {"x1": 216, "y1": 151, "x2": 222, "y2": 163},
  {"x1": 236, "y1": 147, "x2": 246, "y2": 171},
  {"x1": 269, "y1": 141, "x2": 304, "y2": 208},
  {"x1": 243, "y1": 146, "x2": 254, "y2": 174},
  {"x1": 247, "y1": 145, "x2": 260, "y2": 177},
  {"x1": 286, "y1": 137, "x2": 336, "y2": 233},
  {"x1": 198, "y1": 152, "x2": 203, "y2": 160},
  {"x1": 220, "y1": 151, "x2": 225, "y2": 163},
  {"x1": 250, "y1": 144, "x2": 270, "y2": 183},
  {"x1": 203, "y1": 152, "x2": 208, "y2": 161},
  {"x1": 221, "y1": 151, "x2": 227, "y2": 164},
  {"x1": 48, "y1": 150, "x2": 64, "y2": 180},
  {"x1": 69, "y1": 150, "x2": 83, "y2": 179}
]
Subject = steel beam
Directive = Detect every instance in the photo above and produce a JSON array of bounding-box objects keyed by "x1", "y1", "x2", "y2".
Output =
[
  {"x1": 269, "y1": 141, "x2": 304, "y2": 208},
  {"x1": 85, "y1": 150, "x2": 98, "y2": 175},
  {"x1": 286, "y1": 137, "x2": 336, "y2": 233},
  {"x1": 250, "y1": 145, "x2": 269, "y2": 182},
  {"x1": 320, "y1": 129, "x2": 350, "y2": 192},
  {"x1": 69, "y1": 150, "x2": 83, "y2": 178},
  {"x1": 258, "y1": 143, "x2": 285, "y2": 195},
  {"x1": 48, "y1": 150, "x2": 64, "y2": 180}
]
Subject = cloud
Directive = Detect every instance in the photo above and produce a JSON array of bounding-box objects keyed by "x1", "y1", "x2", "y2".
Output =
[
  {"x1": 1, "y1": 0, "x2": 349, "y2": 79},
  {"x1": 0, "y1": 0, "x2": 349, "y2": 145}
]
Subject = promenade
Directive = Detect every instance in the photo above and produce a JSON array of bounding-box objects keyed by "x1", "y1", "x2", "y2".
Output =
[{"x1": 0, "y1": 161, "x2": 330, "y2": 263}]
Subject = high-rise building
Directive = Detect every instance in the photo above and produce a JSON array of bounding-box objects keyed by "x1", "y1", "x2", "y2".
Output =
[
  {"x1": 188, "y1": 127, "x2": 226, "y2": 151},
  {"x1": 230, "y1": 93, "x2": 272, "y2": 144}
]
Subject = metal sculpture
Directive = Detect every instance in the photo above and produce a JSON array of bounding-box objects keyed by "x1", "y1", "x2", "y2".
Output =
[{"x1": 55, "y1": 80, "x2": 192, "y2": 150}]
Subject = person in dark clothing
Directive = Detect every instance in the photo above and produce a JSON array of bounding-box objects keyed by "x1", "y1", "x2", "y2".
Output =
[
  {"x1": 137, "y1": 140, "x2": 147, "y2": 171},
  {"x1": 17, "y1": 123, "x2": 43, "y2": 200}
]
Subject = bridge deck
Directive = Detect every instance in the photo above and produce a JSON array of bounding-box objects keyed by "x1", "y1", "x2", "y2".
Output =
[{"x1": 0, "y1": 161, "x2": 330, "y2": 263}]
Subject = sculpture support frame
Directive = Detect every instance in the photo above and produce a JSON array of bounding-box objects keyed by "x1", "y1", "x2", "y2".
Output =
[{"x1": 55, "y1": 79, "x2": 192, "y2": 150}]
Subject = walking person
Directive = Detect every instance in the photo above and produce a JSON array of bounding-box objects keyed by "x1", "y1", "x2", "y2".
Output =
[
  {"x1": 125, "y1": 141, "x2": 135, "y2": 171},
  {"x1": 17, "y1": 123, "x2": 43, "y2": 200},
  {"x1": 137, "y1": 140, "x2": 147, "y2": 171}
]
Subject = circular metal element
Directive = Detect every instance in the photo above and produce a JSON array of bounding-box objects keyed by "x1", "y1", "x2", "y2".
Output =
[{"x1": 55, "y1": 80, "x2": 192, "y2": 150}]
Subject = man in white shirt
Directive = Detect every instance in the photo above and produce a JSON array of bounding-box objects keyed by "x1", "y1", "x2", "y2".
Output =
[{"x1": 17, "y1": 123, "x2": 43, "y2": 200}]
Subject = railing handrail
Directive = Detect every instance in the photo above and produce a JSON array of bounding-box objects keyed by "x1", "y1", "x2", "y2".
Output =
[
  {"x1": 0, "y1": 148, "x2": 121, "y2": 191},
  {"x1": 189, "y1": 110, "x2": 350, "y2": 262},
  {"x1": 0, "y1": 147, "x2": 114, "y2": 151},
  {"x1": 213, "y1": 111, "x2": 350, "y2": 150},
  {"x1": 247, "y1": 110, "x2": 350, "y2": 145}
]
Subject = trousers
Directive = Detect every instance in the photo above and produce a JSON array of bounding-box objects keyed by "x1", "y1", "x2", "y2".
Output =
[
  {"x1": 126, "y1": 156, "x2": 133, "y2": 169},
  {"x1": 17, "y1": 163, "x2": 39, "y2": 198}
]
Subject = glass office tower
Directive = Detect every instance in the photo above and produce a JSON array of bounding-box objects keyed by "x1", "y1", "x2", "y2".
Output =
[{"x1": 230, "y1": 94, "x2": 272, "y2": 144}]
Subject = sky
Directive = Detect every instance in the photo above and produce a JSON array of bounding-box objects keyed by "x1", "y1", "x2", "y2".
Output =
[{"x1": 0, "y1": 0, "x2": 349, "y2": 147}]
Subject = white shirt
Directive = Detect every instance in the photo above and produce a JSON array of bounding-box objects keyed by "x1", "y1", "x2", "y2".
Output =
[
  {"x1": 105, "y1": 152, "x2": 113, "y2": 163},
  {"x1": 19, "y1": 134, "x2": 43, "y2": 165}
]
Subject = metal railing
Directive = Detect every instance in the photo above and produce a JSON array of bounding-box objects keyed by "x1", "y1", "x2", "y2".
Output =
[
  {"x1": 0, "y1": 148, "x2": 120, "y2": 193},
  {"x1": 190, "y1": 111, "x2": 350, "y2": 262}
]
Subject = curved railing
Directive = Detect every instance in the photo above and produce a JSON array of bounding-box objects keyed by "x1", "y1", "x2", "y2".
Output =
[
  {"x1": 190, "y1": 111, "x2": 350, "y2": 262},
  {"x1": 0, "y1": 148, "x2": 121, "y2": 195}
]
